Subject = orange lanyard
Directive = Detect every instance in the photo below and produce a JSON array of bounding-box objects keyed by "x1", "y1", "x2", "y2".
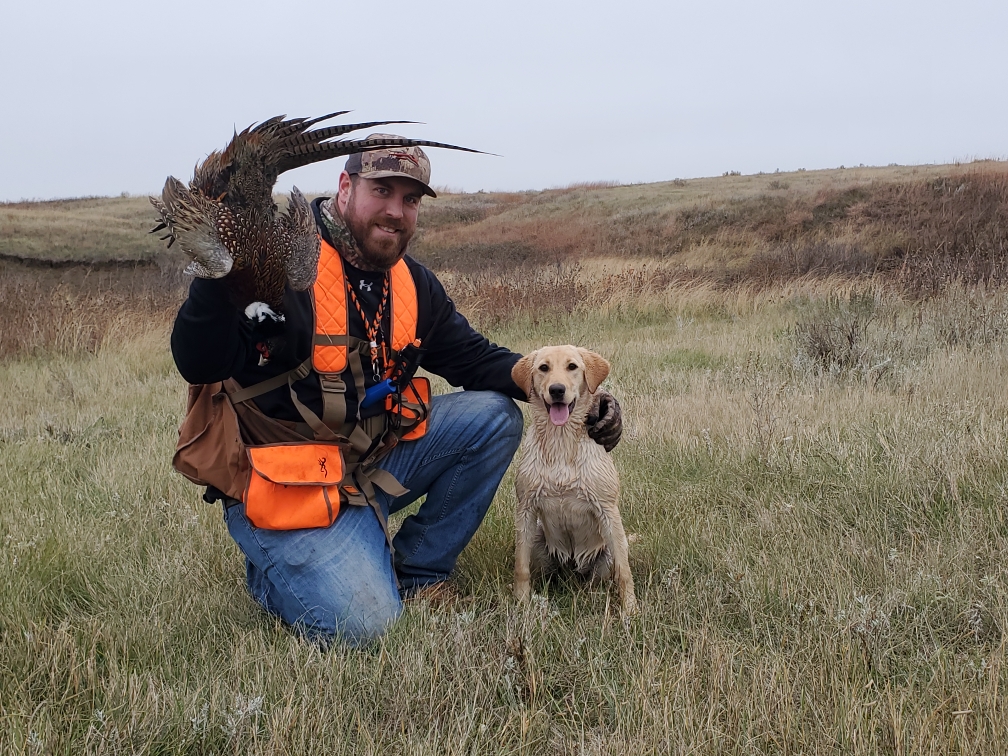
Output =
[{"x1": 346, "y1": 274, "x2": 390, "y2": 381}]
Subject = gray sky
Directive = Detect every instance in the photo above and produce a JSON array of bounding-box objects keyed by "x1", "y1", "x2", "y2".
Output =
[{"x1": 2, "y1": 0, "x2": 1005, "y2": 202}]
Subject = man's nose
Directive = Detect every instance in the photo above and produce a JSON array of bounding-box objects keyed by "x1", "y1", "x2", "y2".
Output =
[
  {"x1": 549, "y1": 383, "x2": 566, "y2": 401},
  {"x1": 384, "y1": 197, "x2": 404, "y2": 219}
]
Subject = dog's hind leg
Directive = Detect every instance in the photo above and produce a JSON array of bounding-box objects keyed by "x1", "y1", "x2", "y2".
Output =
[
  {"x1": 599, "y1": 510, "x2": 637, "y2": 615},
  {"x1": 585, "y1": 547, "x2": 614, "y2": 583},
  {"x1": 530, "y1": 523, "x2": 558, "y2": 579}
]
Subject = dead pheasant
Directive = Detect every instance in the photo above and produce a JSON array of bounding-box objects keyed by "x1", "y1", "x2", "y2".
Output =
[{"x1": 151, "y1": 112, "x2": 478, "y2": 326}]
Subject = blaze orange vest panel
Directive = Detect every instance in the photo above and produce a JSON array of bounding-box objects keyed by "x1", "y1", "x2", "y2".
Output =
[
  {"x1": 389, "y1": 257, "x2": 418, "y2": 353},
  {"x1": 312, "y1": 239, "x2": 349, "y2": 374}
]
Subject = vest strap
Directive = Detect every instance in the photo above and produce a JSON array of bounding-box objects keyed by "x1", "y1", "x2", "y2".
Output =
[
  {"x1": 367, "y1": 467, "x2": 409, "y2": 498},
  {"x1": 227, "y1": 358, "x2": 312, "y2": 405},
  {"x1": 288, "y1": 382, "x2": 342, "y2": 443}
]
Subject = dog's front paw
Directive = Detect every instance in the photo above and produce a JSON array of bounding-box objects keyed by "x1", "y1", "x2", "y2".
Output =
[
  {"x1": 621, "y1": 593, "x2": 638, "y2": 617},
  {"x1": 514, "y1": 580, "x2": 532, "y2": 602}
]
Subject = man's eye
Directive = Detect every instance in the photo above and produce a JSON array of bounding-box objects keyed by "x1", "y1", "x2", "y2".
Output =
[{"x1": 537, "y1": 364, "x2": 549, "y2": 372}]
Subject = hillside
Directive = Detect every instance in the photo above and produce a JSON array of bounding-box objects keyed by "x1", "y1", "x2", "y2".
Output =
[
  {"x1": 3, "y1": 161, "x2": 1007, "y2": 357},
  {"x1": 3, "y1": 162, "x2": 1007, "y2": 293}
]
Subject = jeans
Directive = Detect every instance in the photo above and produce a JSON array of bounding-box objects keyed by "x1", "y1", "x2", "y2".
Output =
[{"x1": 223, "y1": 390, "x2": 523, "y2": 645}]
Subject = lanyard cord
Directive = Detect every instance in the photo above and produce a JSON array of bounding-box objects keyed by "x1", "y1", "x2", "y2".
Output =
[{"x1": 347, "y1": 274, "x2": 391, "y2": 380}]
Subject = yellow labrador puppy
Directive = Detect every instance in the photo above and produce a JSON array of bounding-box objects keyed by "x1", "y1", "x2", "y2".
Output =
[{"x1": 511, "y1": 345, "x2": 637, "y2": 615}]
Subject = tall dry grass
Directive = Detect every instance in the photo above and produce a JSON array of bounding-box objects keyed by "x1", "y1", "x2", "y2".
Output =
[
  {"x1": 2, "y1": 259, "x2": 1008, "y2": 753},
  {"x1": 0, "y1": 262, "x2": 186, "y2": 358}
]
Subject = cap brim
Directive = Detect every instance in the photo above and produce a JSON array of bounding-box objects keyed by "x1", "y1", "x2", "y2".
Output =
[{"x1": 358, "y1": 170, "x2": 437, "y2": 198}]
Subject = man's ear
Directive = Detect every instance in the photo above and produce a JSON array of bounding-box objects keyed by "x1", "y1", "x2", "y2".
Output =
[
  {"x1": 336, "y1": 170, "x2": 353, "y2": 215},
  {"x1": 511, "y1": 351, "x2": 537, "y2": 399},
  {"x1": 579, "y1": 348, "x2": 610, "y2": 393}
]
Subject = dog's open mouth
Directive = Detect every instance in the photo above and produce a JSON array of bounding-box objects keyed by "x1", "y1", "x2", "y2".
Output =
[{"x1": 546, "y1": 398, "x2": 575, "y2": 426}]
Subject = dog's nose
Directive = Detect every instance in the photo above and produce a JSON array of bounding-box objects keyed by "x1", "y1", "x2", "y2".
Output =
[{"x1": 548, "y1": 383, "x2": 566, "y2": 401}]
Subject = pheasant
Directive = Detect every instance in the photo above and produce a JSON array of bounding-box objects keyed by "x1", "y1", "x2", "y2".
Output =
[{"x1": 151, "y1": 112, "x2": 477, "y2": 328}]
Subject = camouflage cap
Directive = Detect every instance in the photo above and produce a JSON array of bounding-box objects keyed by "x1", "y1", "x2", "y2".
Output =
[{"x1": 345, "y1": 134, "x2": 436, "y2": 197}]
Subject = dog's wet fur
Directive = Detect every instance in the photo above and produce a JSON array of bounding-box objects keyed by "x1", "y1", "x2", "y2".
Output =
[{"x1": 511, "y1": 345, "x2": 637, "y2": 614}]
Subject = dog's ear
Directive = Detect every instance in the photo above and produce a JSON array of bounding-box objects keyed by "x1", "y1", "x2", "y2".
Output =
[
  {"x1": 579, "y1": 348, "x2": 610, "y2": 393},
  {"x1": 511, "y1": 351, "x2": 537, "y2": 399}
]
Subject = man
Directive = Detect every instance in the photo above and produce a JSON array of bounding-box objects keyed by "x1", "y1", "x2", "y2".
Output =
[{"x1": 171, "y1": 138, "x2": 622, "y2": 645}]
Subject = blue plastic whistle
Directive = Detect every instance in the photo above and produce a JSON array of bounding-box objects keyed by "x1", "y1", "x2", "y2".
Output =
[{"x1": 360, "y1": 378, "x2": 396, "y2": 409}]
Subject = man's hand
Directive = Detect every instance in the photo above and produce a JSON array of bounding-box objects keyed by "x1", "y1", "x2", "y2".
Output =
[{"x1": 586, "y1": 390, "x2": 623, "y2": 452}]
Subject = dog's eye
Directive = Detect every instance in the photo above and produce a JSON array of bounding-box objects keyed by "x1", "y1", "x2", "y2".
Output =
[
  {"x1": 537, "y1": 364, "x2": 549, "y2": 372},
  {"x1": 567, "y1": 363, "x2": 578, "y2": 371}
]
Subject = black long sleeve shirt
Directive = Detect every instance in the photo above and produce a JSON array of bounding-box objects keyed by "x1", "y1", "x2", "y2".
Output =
[{"x1": 170, "y1": 199, "x2": 524, "y2": 424}]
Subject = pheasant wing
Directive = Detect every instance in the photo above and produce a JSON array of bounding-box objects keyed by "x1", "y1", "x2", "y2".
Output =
[
  {"x1": 151, "y1": 177, "x2": 235, "y2": 278},
  {"x1": 282, "y1": 186, "x2": 320, "y2": 291}
]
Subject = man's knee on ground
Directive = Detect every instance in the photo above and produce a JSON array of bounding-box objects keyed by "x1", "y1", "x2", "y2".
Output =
[{"x1": 302, "y1": 598, "x2": 402, "y2": 647}]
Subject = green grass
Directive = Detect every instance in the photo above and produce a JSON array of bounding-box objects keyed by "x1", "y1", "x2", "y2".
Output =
[
  {"x1": 2, "y1": 286, "x2": 1007, "y2": 753},
  {"x1": 0, "y1": 196, "x2": 168, "y2": 264}
]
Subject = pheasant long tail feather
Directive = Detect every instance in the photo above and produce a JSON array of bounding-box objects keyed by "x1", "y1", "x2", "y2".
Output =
[
  {"x1": 276, "y1": 136, "x2": 485, "y2": 175},
  {"x1": 267, "y1": 111, "x2": 351, "y2": 143},
  {"x1": 276, "y1": 120, "x2": 418, "y2": 152}
]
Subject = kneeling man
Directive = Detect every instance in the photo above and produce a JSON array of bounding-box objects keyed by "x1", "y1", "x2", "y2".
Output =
[{"x1": 170, "y1": 140, "x2": 622, "y2": 644}]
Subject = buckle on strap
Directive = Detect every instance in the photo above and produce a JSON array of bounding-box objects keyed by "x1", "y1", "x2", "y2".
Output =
[{"x1": 318, "y1": 375, "x2": 346, "y2": 394}]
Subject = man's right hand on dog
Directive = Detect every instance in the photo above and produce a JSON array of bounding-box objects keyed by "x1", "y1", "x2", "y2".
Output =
[{"x1": 586, "y1": 390, "x2": 622, "y2": 452}]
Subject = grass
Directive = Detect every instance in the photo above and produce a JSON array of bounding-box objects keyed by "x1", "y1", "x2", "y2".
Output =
[
  {"x1": 2, "y1": 164, "x2": 1008, "y2": 753},
  {"x1": 0, "y1": 196, "x2": 169, "y2": 265},
  {"x1": 3, "y1": 278, "x2": 1008, "y2": 753}
]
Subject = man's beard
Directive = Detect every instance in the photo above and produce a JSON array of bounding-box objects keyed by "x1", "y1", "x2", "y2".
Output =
[{"x1": 343, "y1": 191, "x2": 414, "y2": 270}]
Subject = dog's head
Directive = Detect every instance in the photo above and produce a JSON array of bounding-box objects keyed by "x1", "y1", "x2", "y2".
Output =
[{"x1": 511, "y1": 345, "x2": 610, "y2": 427}]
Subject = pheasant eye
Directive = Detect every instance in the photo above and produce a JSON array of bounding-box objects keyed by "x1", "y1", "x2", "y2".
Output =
[{"x1": 567, "y1": 363, "x2": 578, "y2": 371}]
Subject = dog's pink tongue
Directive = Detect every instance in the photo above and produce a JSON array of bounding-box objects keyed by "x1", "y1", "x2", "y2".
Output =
[{"x1": 549, "y1": 403, "x2": 570, "y2": 426}]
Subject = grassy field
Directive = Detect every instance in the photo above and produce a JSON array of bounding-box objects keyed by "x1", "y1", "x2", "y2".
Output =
[{"x1": 2, "y1": 164, "x2": 1008, "y2": 753}]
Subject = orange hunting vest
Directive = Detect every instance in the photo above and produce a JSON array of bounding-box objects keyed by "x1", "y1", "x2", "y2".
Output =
[{"x1": 173, "y1": 237, "x2": 431, "y2": 539}]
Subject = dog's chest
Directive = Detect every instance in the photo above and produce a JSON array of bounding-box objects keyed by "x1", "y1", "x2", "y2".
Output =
[
  {"x1": 535, "y1": 493, "x2": 607, "y2": 563},
  {"x1": 516, "y1": 432, "x2": 619, "y2": 562},
  {"x1": 517, "y1": 433, "x2": 614, "y2": 497}
]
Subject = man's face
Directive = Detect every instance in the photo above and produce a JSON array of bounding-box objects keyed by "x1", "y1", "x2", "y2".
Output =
[{"x1": 337, "y1": 173, "x2": 423, "y2": 269}]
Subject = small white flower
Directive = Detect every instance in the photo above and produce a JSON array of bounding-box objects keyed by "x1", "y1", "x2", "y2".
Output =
[{"x1": 191, "y1": 702, "x2": 208, "y2": 733}]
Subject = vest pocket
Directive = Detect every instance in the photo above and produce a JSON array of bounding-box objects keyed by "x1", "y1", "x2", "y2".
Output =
[
  {"x1": 244, "y1": 443, "x2": 345, "y2": 530},
  {"x1": 397, "y1": 377, "x2": 431, "y2": 441}
]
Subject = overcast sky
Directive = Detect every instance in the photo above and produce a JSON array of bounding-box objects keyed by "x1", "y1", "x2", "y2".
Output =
[{"x1": 1, "y1": 0, "x2": 1005, "y2": 202}]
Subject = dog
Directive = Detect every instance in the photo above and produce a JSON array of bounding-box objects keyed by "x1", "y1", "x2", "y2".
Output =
[{"x1": 510, "y1": 345, "x2": 637, "y2": 615}]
